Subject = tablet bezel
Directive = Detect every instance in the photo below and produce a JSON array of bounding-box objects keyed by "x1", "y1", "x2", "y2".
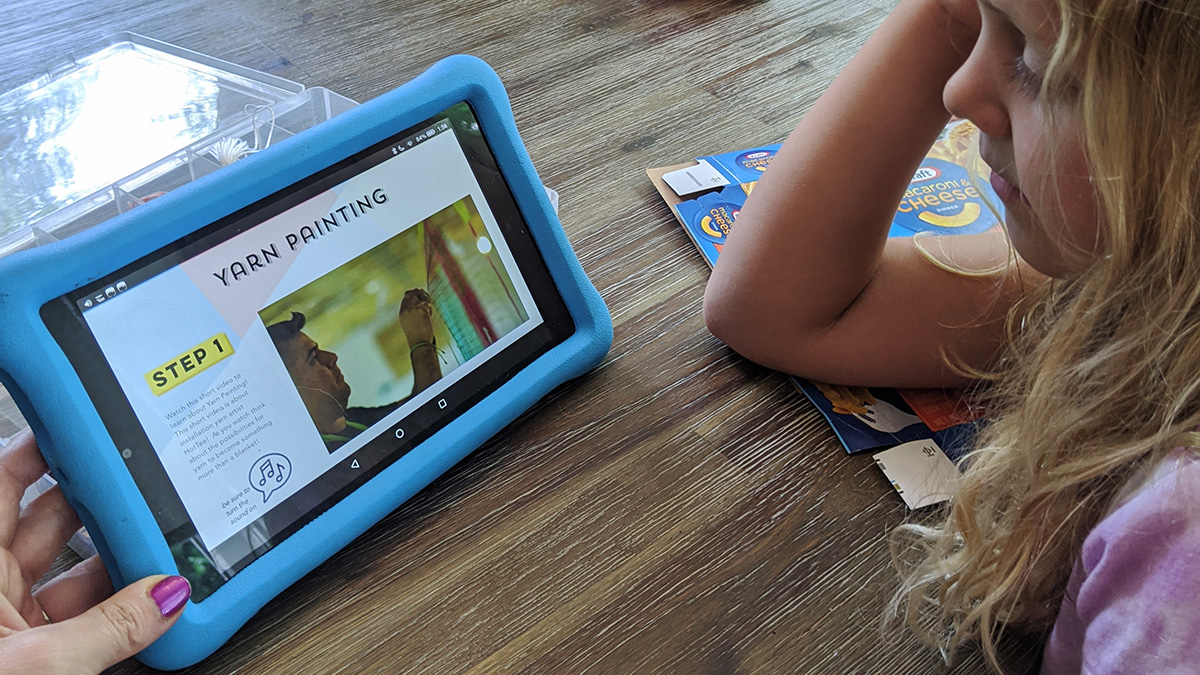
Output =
[{"x1": 39, "y1": 98, "x2": 576, "y2": 602}]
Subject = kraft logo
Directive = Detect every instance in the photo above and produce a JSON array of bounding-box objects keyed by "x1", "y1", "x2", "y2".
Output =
[
  {"x1": 736, "y1": 150, "x2": 775, "y2": 170},
  {"x1": 911, "y1": 166, "x2": 941, "y2": 182}
]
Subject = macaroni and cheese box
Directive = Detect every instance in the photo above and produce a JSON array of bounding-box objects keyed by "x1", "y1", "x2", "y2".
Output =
[{"x1": 652, "y1": 119, "x2": 1005, "y2": 268}]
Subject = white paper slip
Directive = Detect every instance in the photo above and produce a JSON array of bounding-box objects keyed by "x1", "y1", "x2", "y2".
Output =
[
  {"x1": 873, "y1": 439, "x2": 962, "y2": 509},
  {"x1": 662, "y1": 159, "x2": 731, "y2": 196}
]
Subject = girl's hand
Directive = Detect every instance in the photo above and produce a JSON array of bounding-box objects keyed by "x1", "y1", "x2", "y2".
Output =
[
  {"x1": 0, "y1": 430, "x2": 189, "y2": 674},
  {"x1": 937, "y1": 0, "x2": 982, "y2": 34},
  {"x1": 928, "y1": 0, "x2": 982, "y2": 59}
]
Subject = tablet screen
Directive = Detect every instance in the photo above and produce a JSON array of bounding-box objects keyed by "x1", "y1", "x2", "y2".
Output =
[{"x1": 41, "y1": 102, "x2": 574, "y2": 601}]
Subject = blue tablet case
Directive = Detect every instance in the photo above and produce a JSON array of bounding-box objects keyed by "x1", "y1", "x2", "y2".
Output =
[{"x1": 0, "y1": 55, "x2": 611, "y2": 669}]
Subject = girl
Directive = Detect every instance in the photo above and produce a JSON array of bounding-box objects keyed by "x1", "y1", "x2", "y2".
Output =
[{"x1": 704, "y1": 0, "x2": 1200, "y2": 671}]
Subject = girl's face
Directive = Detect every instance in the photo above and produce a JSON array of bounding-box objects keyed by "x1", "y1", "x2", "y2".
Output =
[{"x1": 944, "y1": 0, "x2": 1100, "y2": 278}]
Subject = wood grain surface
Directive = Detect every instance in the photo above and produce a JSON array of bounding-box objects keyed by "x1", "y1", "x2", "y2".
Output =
[{"x1": 1, "y1": 0, "x2": 1041, "y2": 673}]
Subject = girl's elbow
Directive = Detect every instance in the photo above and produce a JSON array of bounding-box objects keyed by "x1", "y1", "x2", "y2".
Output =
[
  {"x1": 704, "y1": 281, "x2": 825, "y2": 374},
  {"x1": 703, "y1": 280, "x2": 758, "y2": 356},
  {"x1": 703, "y1": 281, "x2": 731, "y2": 335}
]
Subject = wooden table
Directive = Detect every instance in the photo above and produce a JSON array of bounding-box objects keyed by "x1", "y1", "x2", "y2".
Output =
[{"x1": 0, "y1": 0, "x2": 1040, "y2": 672}]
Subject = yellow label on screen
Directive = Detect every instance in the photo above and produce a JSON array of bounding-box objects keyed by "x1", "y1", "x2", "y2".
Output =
[{"x1": 144, "y1": 333, "x2": 234, "y2": 396}]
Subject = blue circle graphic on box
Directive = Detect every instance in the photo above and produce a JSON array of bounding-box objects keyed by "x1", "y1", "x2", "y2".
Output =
[
  {"x1": 734, "y1": 150, "x2": 773, "y2": 176},
  {"x1": 692, "y1": 202, "x2": 739, "y2": 243},
  {"x1": 893, "y1": 158, "x2": 998, "y2": 235}
]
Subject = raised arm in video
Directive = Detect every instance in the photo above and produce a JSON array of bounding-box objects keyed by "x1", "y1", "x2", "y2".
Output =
[{"x1": 267, "y1": 288, "x2": 442, "y2": 450}]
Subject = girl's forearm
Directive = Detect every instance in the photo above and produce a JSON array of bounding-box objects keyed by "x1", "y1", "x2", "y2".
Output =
[{"x1": 706, "y1": 0, "x2": 978, "y2": 340}]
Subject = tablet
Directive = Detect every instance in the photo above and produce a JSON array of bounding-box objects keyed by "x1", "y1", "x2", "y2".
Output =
[{"x1": 0, "y1": 55, "x2": 611, "y2": 669}]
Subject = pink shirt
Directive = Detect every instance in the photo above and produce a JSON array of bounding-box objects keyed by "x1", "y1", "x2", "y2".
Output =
[{"x1": 1042, "y1": 451, "x2": 1200, "y2": 674}]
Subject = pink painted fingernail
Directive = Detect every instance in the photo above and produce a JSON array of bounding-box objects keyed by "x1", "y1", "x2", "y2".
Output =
[{"x1": 150, "y1": 576, "x2": 191, "y2": 617}]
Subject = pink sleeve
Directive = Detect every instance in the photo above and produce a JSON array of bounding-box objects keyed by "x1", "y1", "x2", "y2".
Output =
[{"x1": 1042, "y1": 455, "x2": 1200, "y2": 674}]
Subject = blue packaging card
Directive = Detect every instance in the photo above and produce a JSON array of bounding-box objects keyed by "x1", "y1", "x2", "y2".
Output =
[
  {"x1": 673, "y1": 185, "x2": 748, "y2": 267},
  {"x1": 698, "y1": 145, "x2": 782, "y2": 186}
]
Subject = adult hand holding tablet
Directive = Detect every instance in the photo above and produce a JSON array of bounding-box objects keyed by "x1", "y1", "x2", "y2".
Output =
[
  {"x1": 0, "y1": 55, "x2": 612, "y2": 669},
  {"x1": 0, "y1": 430, "x2": 190, "y2": 674}
]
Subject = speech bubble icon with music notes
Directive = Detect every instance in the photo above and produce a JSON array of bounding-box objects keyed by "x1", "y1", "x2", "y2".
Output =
[{"x1": 249, "y1": 453, "x2": 292, "y2": 503}]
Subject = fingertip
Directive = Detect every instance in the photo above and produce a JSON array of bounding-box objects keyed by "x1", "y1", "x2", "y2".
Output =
[
  {"x1": 0, "y1": 427, "x2": 49, "y2": 483},
  {"x1": 149, "y1": 575, "x2": 191, "y2": 618}
]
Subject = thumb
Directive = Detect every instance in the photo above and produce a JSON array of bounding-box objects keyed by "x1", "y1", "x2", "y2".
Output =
[{"x1": 21, "y1": 575, "x2": 190, "y2": 674}]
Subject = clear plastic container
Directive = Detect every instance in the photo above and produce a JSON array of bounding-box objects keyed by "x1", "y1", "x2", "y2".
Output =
[
  {"x1": 94, "y1": 87, "x2": 360, "y2": 230},
  {"x1": 0, "y1": 32, "x2": 307, "y2": 257},
  {"x1": 0, "y1": 36, "x2": 359, "y2": 446}
]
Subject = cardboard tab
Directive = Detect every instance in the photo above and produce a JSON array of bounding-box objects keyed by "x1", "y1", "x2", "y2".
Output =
[
  {"x1": 873, "y1": 439, "x2": 962, "y2": 509},
  {"x1": 662, "y1": 159, "x2": 731, "y2": 196}
]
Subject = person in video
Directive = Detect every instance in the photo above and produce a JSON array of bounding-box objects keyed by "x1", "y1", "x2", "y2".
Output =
[{"x1": 267, "y1": 288, "x2": 442, "y2": 451}]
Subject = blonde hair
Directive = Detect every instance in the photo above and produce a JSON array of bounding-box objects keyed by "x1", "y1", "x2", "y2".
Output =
[{"x1": 891, "y1": 0, "x2": 1200, "y2": 670}]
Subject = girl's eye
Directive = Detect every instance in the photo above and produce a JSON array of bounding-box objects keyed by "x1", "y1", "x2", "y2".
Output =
[{"x1": 1010, "y1": 56, "x2": 1044, "y2": 96}]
